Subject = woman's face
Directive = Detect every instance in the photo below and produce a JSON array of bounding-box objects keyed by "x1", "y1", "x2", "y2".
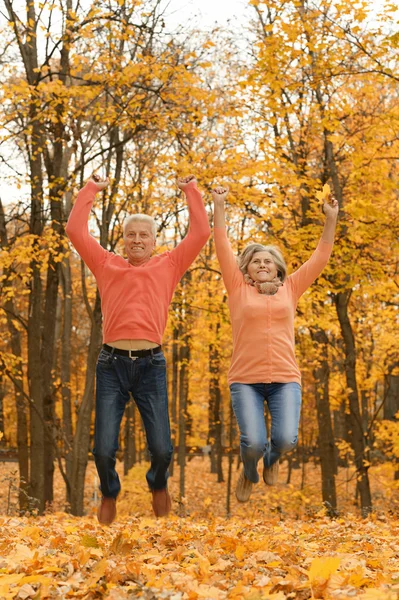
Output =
[{"x1": 247, "y1": 251, "x2": 278, "y2": 283}]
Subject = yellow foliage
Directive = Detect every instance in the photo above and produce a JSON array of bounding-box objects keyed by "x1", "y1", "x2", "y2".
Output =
[{"x1": 308, "y1": 556, "x2": 340, "y2": 583}]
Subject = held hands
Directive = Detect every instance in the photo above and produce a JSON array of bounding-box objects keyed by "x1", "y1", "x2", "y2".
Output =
[
  {"x1": 90, "y1": 173, "x2": 109, "y2": 191},
  {"x1": 177, "y1": 175, "x2": 197, "y2": 190}
]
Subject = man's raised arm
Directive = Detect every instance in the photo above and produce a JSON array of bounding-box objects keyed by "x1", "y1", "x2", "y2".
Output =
[
  {"x1": 169, "y1": 175, "x2": 210, "y2": 274},
  {"x1": 65, "y1": 175, "x2": 110, "y2": 275}
]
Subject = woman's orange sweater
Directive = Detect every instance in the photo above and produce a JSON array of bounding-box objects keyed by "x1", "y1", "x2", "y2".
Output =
[{"x1": 214, "y1": 226, "x2": 333, "y2": 385}]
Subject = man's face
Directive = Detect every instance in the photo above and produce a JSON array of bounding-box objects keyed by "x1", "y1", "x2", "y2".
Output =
[{"x1": 123, "y1": 221, "x2": 155, "y2": 266}]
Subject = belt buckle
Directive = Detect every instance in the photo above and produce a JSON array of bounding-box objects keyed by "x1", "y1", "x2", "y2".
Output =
[{"x1": 128, "y1": 350, "x2": 138, "y2": 360}]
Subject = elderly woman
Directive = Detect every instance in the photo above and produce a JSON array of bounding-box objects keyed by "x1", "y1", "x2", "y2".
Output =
[{"x1": 213, "y1": 186, "x2": 338, "y2": 502}]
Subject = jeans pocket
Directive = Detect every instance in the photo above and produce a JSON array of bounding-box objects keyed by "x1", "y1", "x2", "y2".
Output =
[
  {"x1": 150, "y1": 353, "x2": 166, "y2": 368},
  {"x1": 97, "y1": 349, "x2": 113, "y2": 366}
]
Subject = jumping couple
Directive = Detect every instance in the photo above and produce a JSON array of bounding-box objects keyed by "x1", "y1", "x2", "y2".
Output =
[{"x1": 66, "y1": 174, "x2": 338, "y2": 524}]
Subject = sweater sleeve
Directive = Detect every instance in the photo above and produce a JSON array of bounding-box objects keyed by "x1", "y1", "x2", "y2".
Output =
[
  {"x1": 65, "y1": 181, "x2": 109, "y2": 275},
  {"x1": 288, "y1": 239, "x2": 333, "y2": 302},
  {"x1": 169, "y1": 181, "x2": 210, "y2": 277},
  {"x1": 214, "y1": 226, "x2": 243, "y2": 293}
]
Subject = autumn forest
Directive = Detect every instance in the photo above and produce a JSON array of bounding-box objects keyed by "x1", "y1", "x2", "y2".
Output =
[{"x1": 0, "y1": 0, "x2": 399, "y2": 597}]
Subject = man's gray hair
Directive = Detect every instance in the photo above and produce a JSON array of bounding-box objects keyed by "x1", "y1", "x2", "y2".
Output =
[
  {"x1": 238, "y1": 243, "x2": 287, "y2": 282},
  {"x1": 123, "y1": 214, "x2": 157, "y2": 238}
]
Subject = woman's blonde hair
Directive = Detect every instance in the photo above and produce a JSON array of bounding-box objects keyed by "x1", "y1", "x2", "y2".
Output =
[{"x1": 238, "y1": 244, "x2": 287, "y2": 282}]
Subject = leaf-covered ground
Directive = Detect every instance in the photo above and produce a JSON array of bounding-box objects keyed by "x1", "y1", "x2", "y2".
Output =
[{"x1": 1, "y1": 459, "x2": 399, "y2": 599}]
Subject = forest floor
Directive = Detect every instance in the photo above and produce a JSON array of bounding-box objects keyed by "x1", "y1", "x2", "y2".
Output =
[{"x1": 1, "y1": 458, "x2": 399, "y2": 599}]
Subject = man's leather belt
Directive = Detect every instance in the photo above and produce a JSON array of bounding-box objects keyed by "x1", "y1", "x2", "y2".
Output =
[{"x1": 103, "y1": 344, "x2": 162, "y2": 358}]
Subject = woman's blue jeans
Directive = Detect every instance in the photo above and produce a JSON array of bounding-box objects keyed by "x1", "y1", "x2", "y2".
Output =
[
  {"x1": 230, "y1": 382, "x2": 302, "y2": 483},
  {"x1": 93, "y1": 347, "x2": 173, "y2": 499}
]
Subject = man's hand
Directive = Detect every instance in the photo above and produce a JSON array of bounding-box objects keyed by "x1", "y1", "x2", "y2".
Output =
[
  {"x1": 177, "y1": 175, "x2": 197, "y2": 190},
  {"x1": 323, "y1": 193, "x2": 339, "y2": 220},
  {"x1": 212, "y1": 185, "x2": 229, "y2": 203},
  {"x1": 90, "y1": 173, "x2": 109, "y2": 191}
]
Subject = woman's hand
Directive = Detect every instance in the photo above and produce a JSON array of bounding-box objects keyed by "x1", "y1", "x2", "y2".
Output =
[
  {"x1": 212, "y1": 185, "x2": 229, "y2": 203},
  {"x1": 321, "y1": 193, "x2": 339, "y2": 243},
  {"x1": 90, "y1": 174, "x2": 109, "y2": 191},
  {"x1": 323, "y1": 193, "x2": 339, "y2": 220},
  {"x1": 212, "y1": 185, "x2": 228, "y2": 228},
  {"x1": 177, "y1": 175, "x2": 197, "y2": 190}
]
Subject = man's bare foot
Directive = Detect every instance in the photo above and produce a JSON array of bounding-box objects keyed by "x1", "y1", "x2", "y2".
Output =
[
  {"x1": 151, "y1": 488, "x2": 172, "y2": 517},
  {"x1": 97, "y1": 497, "x2": 116, "y2": 525}
]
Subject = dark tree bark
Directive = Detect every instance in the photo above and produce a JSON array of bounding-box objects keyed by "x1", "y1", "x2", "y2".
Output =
[
  {"x1": 208, "y1": 320, "x2": 224, "y2": 482},
  {"x1": 169, "y1": 323, "x2": 180, "y2": 477},
  {"x1": 0, "y1": 375, "x2": 5, "y2": 444},
  {"x1": 178, "y1": 273, "x2": 191, "y2": 505},
  {"x1": 26, "y1": 118, "x2": 46, "y2": 512},
  {"x1": 311, "y1": 328, "x2": 337, "y2": 513},
  {"x1": 70, "y1": 290, "x2": 102, "y2": 515},
  {"x1": 335, "y1": 292, "x2": 372, "y2": 515},
  {"x1": 60, "y1": 256, "x2": 74, "y2": 505},
  {"x1": 384, "y1": 368, "x2": 399, "y2": 420}
]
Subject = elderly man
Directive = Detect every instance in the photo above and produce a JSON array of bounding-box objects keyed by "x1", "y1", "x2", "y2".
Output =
[{"x1": 66, "y1": 174, "x2": 210, "y2": 524}]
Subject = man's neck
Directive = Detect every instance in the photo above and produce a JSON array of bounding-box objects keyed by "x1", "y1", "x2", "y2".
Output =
[{"x1": 128, "y1": 257, "x2": 151, "y2": 267}]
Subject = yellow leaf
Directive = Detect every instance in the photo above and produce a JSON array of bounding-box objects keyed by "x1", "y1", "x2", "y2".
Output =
[
  {"x1": 20, "y1": 575, "x2": 54, "y2": 585},
  {"x1": 65, "y1": 525, "x2": 79, "y2": 534},
  {"x1": 315, "y1": 183, "x2": 331, "y2": 202},
  {"x1": 81, "y1": 534, "x2": 99, "y2": 548},
  {"x1": 20, "y1": 526, "x2": 41, "y2": 541},
  {"x1": 308, "y1": 557, "x2": 340, "y2": 583},
  {"x1": 0, "y1": 575, "x2": 24, "y2": 585},
  {"x1": 86, "y1": 559, "x2": 107, "y2": 587},
  {"x1": 235, "y1": 545, "x2": 246, "y2": 560}
]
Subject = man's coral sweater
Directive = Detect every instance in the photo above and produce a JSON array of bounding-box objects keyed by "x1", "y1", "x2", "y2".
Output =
[
  {"x1": 214, "y1": 226, "x2": 333, "y2": 385},
  {"x1": 66, "y1": 180, "x2": 210, "y2": 345}
]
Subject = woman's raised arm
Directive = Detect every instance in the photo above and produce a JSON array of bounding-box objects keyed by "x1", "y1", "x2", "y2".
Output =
[
  {"x1": 289, "y1": 191, "x2": 338, "y2": 300},
  {"x1": 213, "y1": 186, "x2": 242, "y2": 293}
]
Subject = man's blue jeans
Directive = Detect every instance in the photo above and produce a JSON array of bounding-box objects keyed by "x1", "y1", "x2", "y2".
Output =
[
  {"x1": 93, "y1": 347, "x2": 173, "y2": 499},
  {"x1": 230, "y1": 382, "x2": 301, "y2": 483}
]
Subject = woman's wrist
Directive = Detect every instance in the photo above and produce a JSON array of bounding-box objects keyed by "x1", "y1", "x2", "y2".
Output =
[{"x1": 325, "y1": 214, "x2": 338, "y2": 224}]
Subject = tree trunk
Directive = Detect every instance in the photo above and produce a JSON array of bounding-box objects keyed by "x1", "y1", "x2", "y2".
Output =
[
  {"x1": 208, "y1": 321, "x2": 224, "y2": 482},
  {"x1": 178, "y1": 332, "x2": 190, "y2": 502},
  {"x1": 60, "y1": 257, "x2": 74, "y2": 505},
  {"x1": 178, "y1": 274, "x2": 191, "y2": 505},
  {"x1": 383, "y1": 368, "x2": 399, "y2": 420},
  {"x1": 0, "y1": 375, "x2": 5, "y2": 443},
  {"x1": 169, "y1": 322, "x2": 180, "y2": 477},
  {"x1": 70, "y1": 290, "x2": 102, "y2": 516},
  {"x1": 25, "y1": 104, "x2": 46, "y2": 512},
  {"x1": 335, "y1": 291, "x2": 372, "y2": 515},
  {"x1": 41, "y1": 257, "x2": 60, "y2": 507},
  {"x1": 311, "y1": 328, "x2": 337, "y2": 513}
]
